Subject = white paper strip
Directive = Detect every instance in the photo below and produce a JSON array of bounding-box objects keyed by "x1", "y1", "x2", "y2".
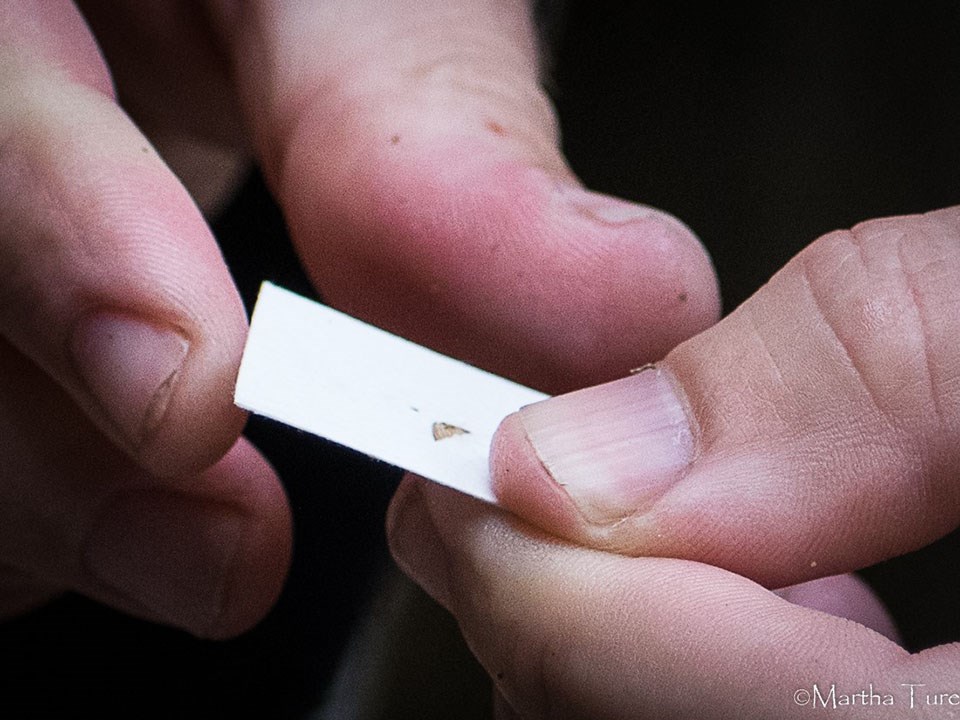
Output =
[{"x1": 235, "y1": 282, "x2": 548, "y2": 503}]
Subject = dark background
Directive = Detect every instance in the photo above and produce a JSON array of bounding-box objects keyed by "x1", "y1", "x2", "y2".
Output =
[{"x1": 3, "y1": 4, "x2": 959, "y2": 717}]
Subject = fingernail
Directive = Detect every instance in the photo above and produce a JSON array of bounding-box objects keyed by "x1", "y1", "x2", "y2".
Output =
[
  {"x1": 517, "y1": 367, "x2": 693, "y2": 524},
  {"x1": 71, "y1": 312, "x2": 189, "y2": 447},
  {"x1": 386, "y1": 479, "x2": 452, "y2": 607},
  {"x1": 83, "y1": 491, "x2": 245, "y2": 637}
]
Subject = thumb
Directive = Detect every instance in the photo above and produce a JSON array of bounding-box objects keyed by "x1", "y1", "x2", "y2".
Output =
[
  {"x1": 205, "y1": 0, "x2": 720, "y2": 392},
  {"x1": 493, "y1": 207, "x2": 960, "y2": 586},
  {"x1": 0, "y1": 2, "x2": 248, "y2": 475}
]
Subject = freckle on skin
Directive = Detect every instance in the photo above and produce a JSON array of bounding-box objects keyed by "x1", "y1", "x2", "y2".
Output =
[
  {"x1": 390, "y1": 134, "x2": 400, "y2": 144},
  {"x1": 678, "y1": 292, "x2": 688, "y2": 303},
  {"x1": 485, "y1": 120, "x2": 506, "y2": 136}
]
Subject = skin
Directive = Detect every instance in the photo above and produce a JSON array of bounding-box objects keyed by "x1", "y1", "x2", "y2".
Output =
[
  {"x1": 0, "y1": 0, "x2": 720, "y2": 638},
  {"x1": 389, "y1": 208, "x2": 960, "y2": 718}
]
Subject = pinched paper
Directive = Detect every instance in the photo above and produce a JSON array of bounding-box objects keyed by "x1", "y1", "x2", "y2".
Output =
[{"x1": 235, "y1": 283, "x2": 548, "y2": 503}]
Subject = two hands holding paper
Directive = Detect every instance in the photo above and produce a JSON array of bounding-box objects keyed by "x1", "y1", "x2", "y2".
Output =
[{"x1": 3, "y1": 1, "x2": 960, "y2": 717}]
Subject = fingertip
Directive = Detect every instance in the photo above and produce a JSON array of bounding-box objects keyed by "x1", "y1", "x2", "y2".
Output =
[
  {"x1": 201, "y1": 441, "x2": 293, "y2": 639},
  {"x1": 386, "y1": 475, "x2": 454, "y2": 608},
  {"x1": 68, "y1": 305, "x2": 249, "y2": 478},
  {"x1": 647, "y1": 209, "x2": 723, "y2": 343},
  {"x1": 78, "y1": 439, "x2": 292, "y2": 640},
  {"x1": 490, "y1": 413, "x2": 581, "y2": 538},
  {"x1": 555, "y1": 185, "x2": 721, "y2": 362},
  {"x1": 138, "y1": 321, "x2": 249, "y2": 478}
]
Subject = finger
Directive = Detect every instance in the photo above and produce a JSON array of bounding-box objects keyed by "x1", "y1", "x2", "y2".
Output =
[
  {"x1": 205, "y1": 0, "x2": 720, "y2": 392},
  {"x1": 492, "y1": 207, "x2": 960, "y2": 586},
  {"x1": 389, "y1": 479, "x2": 959, "y2": 720},
  {"x1": 0, "y1": 2, "x2": 248, "y2": 475},
  {"x1": 0, "y1": 339, "x2": 292, "y2": 638}
]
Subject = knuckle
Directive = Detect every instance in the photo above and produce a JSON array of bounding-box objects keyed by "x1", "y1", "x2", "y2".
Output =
[{"x1": 802, "y1": 212, "x2": 960, "y2": 436}]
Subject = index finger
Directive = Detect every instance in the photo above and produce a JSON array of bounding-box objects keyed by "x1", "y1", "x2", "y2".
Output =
[{"x1": 1, "y1": 2, "x2": 248, "y2": 474}]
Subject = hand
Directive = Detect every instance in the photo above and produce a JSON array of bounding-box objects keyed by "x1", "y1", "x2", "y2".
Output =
[
  {"x1": 389, "y1": 208, "x2": 960, "y2": 718},
  {"x1": 1, "y1": 1, "x2": 718, "y2": 636}
]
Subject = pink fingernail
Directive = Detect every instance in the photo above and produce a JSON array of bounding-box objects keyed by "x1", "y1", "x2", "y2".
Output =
[
  {"x1": 517, "y1": 368, "x2": 693, "y2": 524},
  {"x1": 70, "y1": 312, "x2": 189, "y2": 447}
]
